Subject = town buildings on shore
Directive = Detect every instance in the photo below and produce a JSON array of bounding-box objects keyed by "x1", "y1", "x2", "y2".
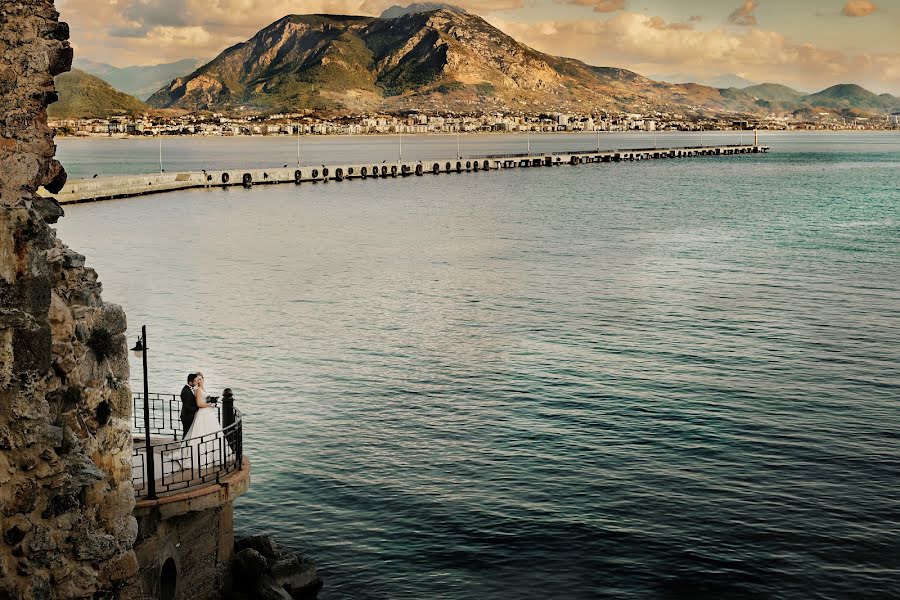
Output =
[{"x1": 50, "y1": 110, "x2": 898, "y2": 138}]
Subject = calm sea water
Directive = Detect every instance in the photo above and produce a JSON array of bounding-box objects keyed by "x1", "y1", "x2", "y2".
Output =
[{"x1": 55, "y1": 132, "x2": 900, "y2": 599}]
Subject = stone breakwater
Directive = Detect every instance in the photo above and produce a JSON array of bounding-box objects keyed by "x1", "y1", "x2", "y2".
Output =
[
  {"x1": 1, "y1": 1, "x2": 138, "y2": 596},
  {"x1": 40, "y1": 144, "x2": 768, "y2": 204}
]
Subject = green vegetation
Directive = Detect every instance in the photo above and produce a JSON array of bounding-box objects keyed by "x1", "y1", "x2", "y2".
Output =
[
  {"x1": 49, "y1": 69, "x2": 147, "y2": 118},
  {"x1": 87, "y1": 327, "x2": 118, "y2": 362},
  {"x1": 742, "y1": 83, "x2": 804, "y2": 102},
  {"x1": 474, "y1": 82, "x2": 495, "y2": 96},
  {"x1": 435, "y1": 81, "x2": 464, "y2": 94}
]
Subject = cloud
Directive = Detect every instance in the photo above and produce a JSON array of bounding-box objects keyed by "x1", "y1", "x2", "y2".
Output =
[
  {"x1": 646, "y1": 16, "x2": 693, "y2": 31},
  {"x1": 53, "y1": 0, "x2": 900, "y2": 96},
  {"x1": 841, "y1": 0, "x2": 877, "y2": 17},
  {"x1": 57, "y1": 0, "x2": 524, "y2": 66},
  {"x1": 487, "y1": 12, "x2": 900, "y2": 95},
  {"x1": 727, "y1": 0, "x2": 758, "y2": 26},
  {"x1": 555, "y1": 0, "x2": 626, "y2": 13}
]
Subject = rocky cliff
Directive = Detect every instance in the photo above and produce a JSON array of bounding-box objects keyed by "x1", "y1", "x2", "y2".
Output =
[{"x1": 0, "y1": 1, "x2": 137, "y2": 596}]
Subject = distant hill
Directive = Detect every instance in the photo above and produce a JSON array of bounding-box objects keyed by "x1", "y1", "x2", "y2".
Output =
[
  {"x1": 74, "y1": 58, "x2": 204, "y2": 100},
  {"x1": 49, "y1": 69, "x2": 148, "y2": 118},
  {"x1": 742, "y1": 83, "x2": 806, "y2": 102},
  {"x1": 651, "y1": 73, "x2": 757, "y2": 89},
  {"x1": 803, "y1": 84, "x2": 900, "y2": 112}
]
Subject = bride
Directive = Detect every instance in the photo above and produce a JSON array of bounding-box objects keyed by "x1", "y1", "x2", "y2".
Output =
[{"x1": 180, "y1": 372, "x2": 227, "y2": 470}]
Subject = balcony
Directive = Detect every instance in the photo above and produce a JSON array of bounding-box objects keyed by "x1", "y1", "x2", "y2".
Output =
[{"x1": 130, "y1": 390, "x2": 243, "y2": 499}]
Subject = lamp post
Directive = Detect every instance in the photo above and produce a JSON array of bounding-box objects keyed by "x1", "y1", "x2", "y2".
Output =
[{"x1": 131, "y1": 325, "x2": 155, "y2": 499}]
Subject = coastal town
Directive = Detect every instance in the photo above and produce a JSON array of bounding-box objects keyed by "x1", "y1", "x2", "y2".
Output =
[{"x1": 50, "y1": 109, "x2": 900, "y2": 137}]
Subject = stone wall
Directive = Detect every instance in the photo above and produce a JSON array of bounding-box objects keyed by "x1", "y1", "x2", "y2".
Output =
[{"x1": 1, "y1": 1, "x2": 138, "y2": 597}]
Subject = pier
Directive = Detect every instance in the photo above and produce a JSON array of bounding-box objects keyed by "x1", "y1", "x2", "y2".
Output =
[{"x1": 41, "y1": 143, "x2": 768, "y2": 204}]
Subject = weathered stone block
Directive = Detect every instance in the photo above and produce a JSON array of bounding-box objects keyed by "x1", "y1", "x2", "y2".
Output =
[
  {"x1": 48, "y1": 45, "x2": 73, "y2": 76},
  {"x1": 270, "y1": 553, "x2": 320, "y2": 595},
  {"x1": 96, "y1": 303, "x2": 127, "y2": 335},
  {"x1": 2, "y1": 479, "x2": 39, "y2": 516},
  {"x1": 11, "y1": 322, "x2": 52, "y2": 375},
  {"x1": 233, "y1": 548, "x2": 267, "y2": 581},
  {"x1": 41, "y1": 491, "x2": 79, "y2": 518},
  {"x1": 236, "y1": 534, "x2": 280, "y2": 562},
  {"x1": 253, "y1": 575, "x2": 294, "y2": 600},
  {"x1": 74, "y1": 532, "x2": 118, "y2": 561},
  {"x1": 99, "y1": 549, "x2": 139, "y2": 583}
]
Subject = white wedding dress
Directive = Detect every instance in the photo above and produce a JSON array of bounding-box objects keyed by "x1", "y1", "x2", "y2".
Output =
[{"x1": 179, "y1": 389, "x2": 227, "y2": 470}]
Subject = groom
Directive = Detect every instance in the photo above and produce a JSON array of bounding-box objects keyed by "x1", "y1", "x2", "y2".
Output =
[{"x1": 179, "y1": 373, "x2": 198, "y2": 438}]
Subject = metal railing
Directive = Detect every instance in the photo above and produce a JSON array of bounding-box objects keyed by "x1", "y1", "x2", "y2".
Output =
[{"x1": 131, "y1": 389, "x2": 243, "y2": 499}]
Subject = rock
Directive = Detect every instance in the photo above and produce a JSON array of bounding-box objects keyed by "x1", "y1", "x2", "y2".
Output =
[
  {"x1": 235, "y1": 534, "x2": 280, "y2": 562},
  {"x1": 31, "y1": 194, "x2": 64, "y2": 222},
  {"x1": 233, "y1": 548, "x2": 268, "y2": 582},
  {"x1": 61, "y1": 248, "x2": 85, "y2": 269},
  {"x1": 253, "y1": 575, "x2": 294, "y2": 600},
  {"x1": 270, "y1": 553, "x2": 321, "y2": 596},
  {"x1": 95, "y1": 303, "x2": 127, "y2": 335},
  {"x1": 66, "y1": 451, "x2": 106, "y2": 483},
  {"x1": 74, "y1": 532, "x2": 117, "y2": 562},
  {"x1": 49, "y1": 45, "x2": 74, "y2": 76},
  {"x1": 41, "y1": 491, "x2": 79, "y2": 518},
  {"x1": 99, "y1": 549, "x2": 139, "y2": 583},
  {"x1": 4, "y1": 524, "x2": 28, "y2": 546},
  {"x1": 26, "y1": 525, "x2": 53, "y2": 555},
  {"x1": 3, "y1": 479, "x2": 39, "y2": 516}
]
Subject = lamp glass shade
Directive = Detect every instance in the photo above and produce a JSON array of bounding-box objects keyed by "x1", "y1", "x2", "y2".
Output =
[{"x1": 131, "y1": 338, "x2": 144, "y2": 358}]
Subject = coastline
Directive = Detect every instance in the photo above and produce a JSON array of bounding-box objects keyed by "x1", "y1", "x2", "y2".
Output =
[{"x1": 52, "y1": 128, "x2": 900, "y2": 141}]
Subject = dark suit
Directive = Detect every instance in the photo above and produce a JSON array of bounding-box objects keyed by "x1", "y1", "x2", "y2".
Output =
[{"x1": 180, "y1": 384, "x2": 197, "y2": 438}]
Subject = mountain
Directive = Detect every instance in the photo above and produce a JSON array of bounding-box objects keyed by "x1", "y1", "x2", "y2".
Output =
[
  {"x1": 379, "y1": 3, "x2": 466, "y2": 19},
  {"x1": 147, "y1": 9, "x2": 900, "y2": 118},
  {"x1": 802, "y1": 84, "x2": 900, "y2": 112},
  {"x1": 742, "y1": 83, "x2": 805, "y2": 102},
  {"x1": 147, "y1": 10, "x2": 757, "y2": 114},
  {"x1": 74, "y1": 58, "x2": 204, "y2": 100},
  {"x1": 49, "y1": 69, "x2": 148, "y2": 118}
]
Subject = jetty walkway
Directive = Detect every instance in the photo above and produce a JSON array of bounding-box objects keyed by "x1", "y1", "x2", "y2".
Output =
[{"x1": 41, "y1": 143, "x2": 768, "y2": 204}]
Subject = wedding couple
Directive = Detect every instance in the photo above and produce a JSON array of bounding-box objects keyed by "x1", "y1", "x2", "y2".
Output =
[{"x1": 178, "y1": 372, "x2": 225, "y2": 468}]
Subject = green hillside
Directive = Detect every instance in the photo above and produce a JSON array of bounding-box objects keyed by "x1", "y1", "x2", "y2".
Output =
[
  {"x1": 49, "y1": 69, "x2": 148, "y2": 119},
  {"x1": 742, "y1": 83, "x2": 805, "y2": 102},
  {"x1": 803, "y1": 84, "x2": 900, "y2": 112}
]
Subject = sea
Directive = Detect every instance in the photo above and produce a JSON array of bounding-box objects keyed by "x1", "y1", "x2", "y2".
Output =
[{"x1": 53, "y1": 131, "x2": 900, "y2": 599}]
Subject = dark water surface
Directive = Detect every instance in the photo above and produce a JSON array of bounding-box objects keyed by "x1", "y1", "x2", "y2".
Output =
[{"x1": 55, "y1": 132, "x2": 900, "y2": 599}]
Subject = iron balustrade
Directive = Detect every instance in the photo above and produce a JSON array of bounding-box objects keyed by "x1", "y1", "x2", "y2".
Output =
[{"x1": 131, "y1": 390, "x2": 243, "y2": 499}]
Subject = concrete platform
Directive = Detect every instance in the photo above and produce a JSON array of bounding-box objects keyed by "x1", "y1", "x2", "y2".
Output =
[{"x1": 40, "y1": 144, "x2": 769, "y2": 204}]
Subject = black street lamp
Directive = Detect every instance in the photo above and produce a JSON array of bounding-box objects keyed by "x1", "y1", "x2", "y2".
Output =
[{"x1": 131, "y1": 325, "x2": 156, "y2": 499}]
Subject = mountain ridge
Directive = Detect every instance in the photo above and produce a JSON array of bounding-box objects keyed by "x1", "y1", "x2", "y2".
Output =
[
  {"x1": 74, "y1": 58, "x2": 205, "y2": 100},
  {"x1": 128, "y1": 9, "x2": 900, "y2": 118},
  {"x1": 147, "y1": 10, "x2": 763, "y2": 115}
]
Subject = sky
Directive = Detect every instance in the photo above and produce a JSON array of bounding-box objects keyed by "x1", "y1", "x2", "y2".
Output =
[{"x1": 57, "y1": 0, "x2": 900, "y2": 94}]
